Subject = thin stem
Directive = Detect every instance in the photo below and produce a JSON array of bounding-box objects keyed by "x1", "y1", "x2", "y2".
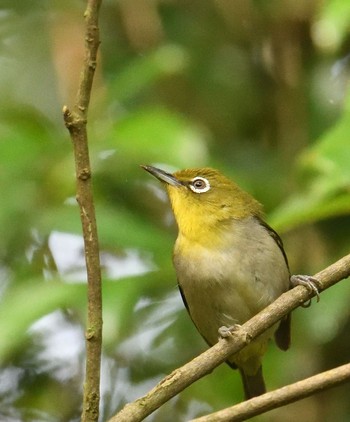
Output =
[
  {"x1": 191, "y1": 363, "x2": 350, "y2": 421},
  {"x1": 62, "y1": 1, "x2": 103, "y2": 421}
]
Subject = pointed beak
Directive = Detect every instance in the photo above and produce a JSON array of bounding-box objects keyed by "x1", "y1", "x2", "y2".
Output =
[{"x1": 141, "y1": 165, "x2": 183, "y2": 187}]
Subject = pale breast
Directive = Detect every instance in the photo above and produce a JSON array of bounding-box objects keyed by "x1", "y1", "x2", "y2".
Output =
[{"x1": 173, "y1": 217, "x2": 290, "y2": 346}]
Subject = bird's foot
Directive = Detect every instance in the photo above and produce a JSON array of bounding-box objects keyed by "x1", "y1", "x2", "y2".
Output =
[
  {"x1": 218, "y1": 324, "x2": 241, "y2": 339},
  {"x1": 291, "y1": 274, "x2": 320, "y2": 307}
]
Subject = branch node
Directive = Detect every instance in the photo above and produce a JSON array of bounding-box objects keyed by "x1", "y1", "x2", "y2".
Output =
[
  {"x1": 75, "y1": 117, "x2": 88, "y2": 125},
  {"x1": 86, "y1": 327, "x2": 95, "y2": 340},
  {"x1": 63, "y1": 105, "x2": 74, "y2": 127},
  {"x1": 62, "y1": 105, "x2": 70, "y2": 116},
  {"x1": 79, "y1": 168, "x2": 91, "y2": 181}
]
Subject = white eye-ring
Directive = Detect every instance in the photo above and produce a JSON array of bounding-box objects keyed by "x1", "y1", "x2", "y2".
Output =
[{"x1": 189, "y1": 177, "x2": 211, "y2": 193}]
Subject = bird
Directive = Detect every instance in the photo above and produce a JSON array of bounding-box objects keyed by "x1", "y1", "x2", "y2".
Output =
[{"x1": 141, "y1": 165, "x2": 318, "y2": 399}]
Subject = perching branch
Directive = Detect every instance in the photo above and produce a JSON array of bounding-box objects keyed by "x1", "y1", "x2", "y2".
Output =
[
  {"x1": 109, "y1": 253, "x2": 350, "y2": 422},
  {"x1": 190, "y1": 363, "x2": 350, "y2": 421},
  {"x1": 62, "y1": 1, "x2": 103, "y2": 422}
]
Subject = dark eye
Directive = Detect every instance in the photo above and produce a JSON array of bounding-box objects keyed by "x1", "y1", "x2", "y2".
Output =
[
  {"x1": 189, "y1": 177, "x2": 210, "y2": 193},
  {"x1": 193, "y1": 179, "x2": 205, "y2": 189}
]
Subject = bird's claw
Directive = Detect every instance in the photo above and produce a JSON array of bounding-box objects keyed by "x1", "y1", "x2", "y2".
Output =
[
  {"x1": 218, "y1": 324, "x2": 241, "y2": 339},
  {"x1": 291, "y1": 274, "x2": 320, "y2": 307}
]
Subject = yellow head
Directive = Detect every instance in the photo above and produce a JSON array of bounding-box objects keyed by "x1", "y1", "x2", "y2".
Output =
[{"x1": 142, "y1": 166, "x2": 263, "y2": 245}]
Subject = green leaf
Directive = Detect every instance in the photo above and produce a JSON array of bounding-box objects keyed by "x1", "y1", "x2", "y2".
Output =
[
  {"x1": 105, "y1": 107, "x2": 209, "y2": 169},
  {"x1": 269, "y1": 88, "x2": 350, "y2": 231},
  {"x1": 111, "y1": 44, "x2": 188, "y2": 101},
  {"x1": 0, "y1": 280, "x2": 85, "y2": 362},
  {"x1": 314, "y1": 0, "x2": 350, "y2": 49}
]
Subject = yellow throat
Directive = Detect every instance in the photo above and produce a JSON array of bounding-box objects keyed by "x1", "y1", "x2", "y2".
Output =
[{"x1": 142, "y1": 166, "x2": 263, "y2": 246}]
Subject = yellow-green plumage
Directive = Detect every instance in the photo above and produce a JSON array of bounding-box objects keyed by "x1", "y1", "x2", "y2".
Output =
[{"x1": 142, "y1": 165, "x2": 291, "y2": 399}]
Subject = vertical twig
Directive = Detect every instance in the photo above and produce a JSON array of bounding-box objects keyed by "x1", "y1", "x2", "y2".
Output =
[{"x1": 62, "y1": 1, "x2": 103, "y2": 421}]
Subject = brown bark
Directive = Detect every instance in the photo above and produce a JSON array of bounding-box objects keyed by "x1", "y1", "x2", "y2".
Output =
[{"x1": 62, "y1": 1, "x2": 103, "y2": 421}]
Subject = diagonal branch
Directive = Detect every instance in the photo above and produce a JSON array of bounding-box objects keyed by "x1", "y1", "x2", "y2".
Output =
[
  {"x1": 62, "y1": 1, "x2": 103, "y2": 422},
  {"x1": 109, "y1": 254, "x2": 350, "y2": 422},
  {"x1": 190, "y1": 363, "x2": 350, "y2": 421}
]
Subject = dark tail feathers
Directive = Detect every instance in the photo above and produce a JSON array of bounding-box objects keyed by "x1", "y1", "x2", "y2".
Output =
[{"x1": 239, "y1": 366, "x2": 266, "y2": 399}]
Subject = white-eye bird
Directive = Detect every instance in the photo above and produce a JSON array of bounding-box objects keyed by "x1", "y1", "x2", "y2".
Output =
[{"x1": 142, "y1": 165, "x2": 316, "y2": 399}]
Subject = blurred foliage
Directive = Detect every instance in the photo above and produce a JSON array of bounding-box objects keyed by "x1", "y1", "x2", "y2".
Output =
[{"x1": 1, "y1": 1, "x2": 350, "y2": 421}]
